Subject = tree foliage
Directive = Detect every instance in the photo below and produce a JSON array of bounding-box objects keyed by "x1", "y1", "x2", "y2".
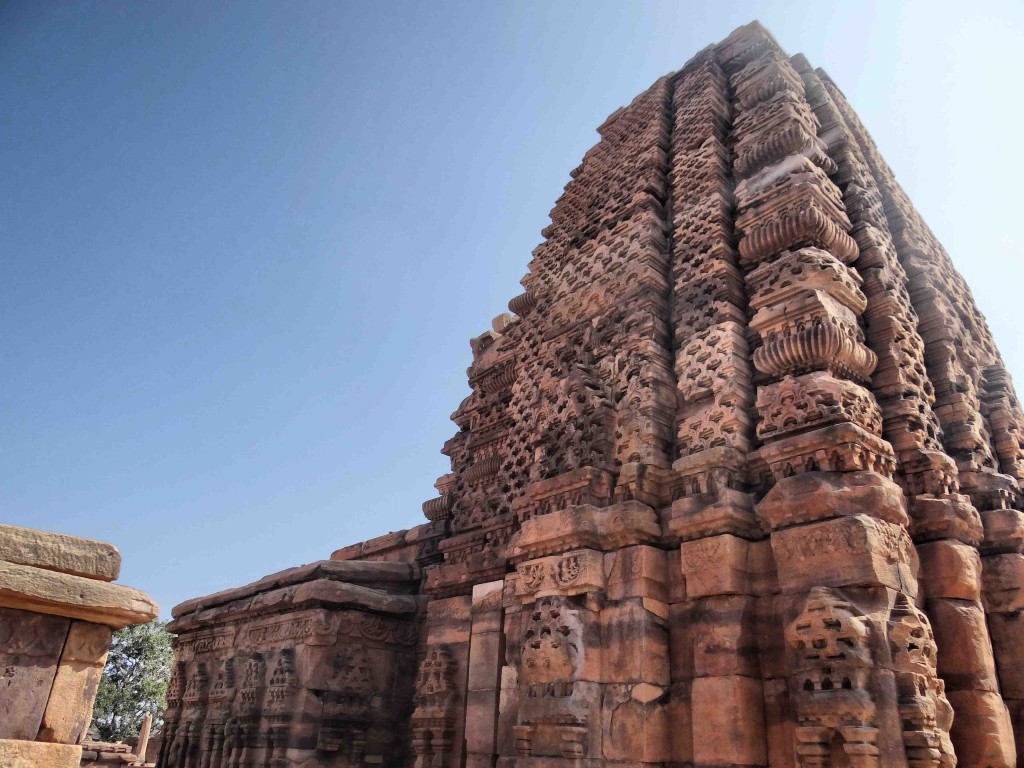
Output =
[{"x1": 91, "y1": 619, "x2": 174, "y2": 743}]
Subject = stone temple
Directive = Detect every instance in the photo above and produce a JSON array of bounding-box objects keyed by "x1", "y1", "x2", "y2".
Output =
[{"x1": 158, "y1": 22, "x2": 1024, "y2": 768}]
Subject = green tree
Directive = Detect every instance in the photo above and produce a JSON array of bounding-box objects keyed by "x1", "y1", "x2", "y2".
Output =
[{"x1": 91, "y1": 619, "x2": 174, "y2": 743}]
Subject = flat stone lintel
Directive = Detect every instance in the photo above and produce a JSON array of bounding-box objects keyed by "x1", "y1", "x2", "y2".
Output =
[
  {"x1": 171, "y1": 559, "x2": 421, "y2": 618},
  {"x1": 168, "y1": 576, "x2": 423, "y2": 633},
  {"x1": 0, "y1": 524, "x2": 121, "y2": 581},
  {"x1": 0, "y1": 560, "x2": 158, "y2": 629}
]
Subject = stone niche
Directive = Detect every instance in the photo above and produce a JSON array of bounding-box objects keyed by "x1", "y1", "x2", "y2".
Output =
[
  {"x1": 160, "y1": 560, "x2": 424, "y2": 768},
  {"x1": 500, "y1": 502, "x2": 672, "y2": 766},
  {"x1": 0, "y1": 523, "x2": 158, "y2": 768}
]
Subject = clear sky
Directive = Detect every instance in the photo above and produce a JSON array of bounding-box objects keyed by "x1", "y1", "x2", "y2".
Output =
[{"x1": 3, "y1": 0, "x2": 1023, "y2": 618}]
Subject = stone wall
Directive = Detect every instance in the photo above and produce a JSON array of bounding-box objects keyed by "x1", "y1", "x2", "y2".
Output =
[
  {"x1": 159, "y1": 560, "x2": 422, "y2": 768},
  {"x1": 0, "y1": 524, "x2": 158, "y2": 768}
]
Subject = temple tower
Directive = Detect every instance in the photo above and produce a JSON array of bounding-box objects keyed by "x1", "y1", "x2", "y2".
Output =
[{"x1": 163, "y1": 21, "x2": 1024, "y2": 768}]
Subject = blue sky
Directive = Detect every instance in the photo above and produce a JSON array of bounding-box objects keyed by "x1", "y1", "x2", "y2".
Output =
[{"x1": 3, "y1": 0, "x2": 1022, "y2": 617}]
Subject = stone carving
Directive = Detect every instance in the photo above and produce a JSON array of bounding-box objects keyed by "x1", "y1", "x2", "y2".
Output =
[
  {"x1": 160, "y1": 561, "x2": 420, "y2": 768},
  {"x1": 787, "y1": 588, "x2": 879, "y2": 767},
  {"x1": 887, "y1": 595, "x2": 956, "y2": 768},
  {"x1": 521, "y1": 596, "x2": 580, "y2": 699},
  {"x1": 158, "y1": 20, "x2": 1024, "y2": 768},
  {"x1": 411, "y1": 646, "x2": 458, "y2": 768},
  {"x1": 757, "y1": 372, "x2": 884, "y2": 441},
  {"x1": 514, "y1": 549, "x2": 605, "y2": 598}
]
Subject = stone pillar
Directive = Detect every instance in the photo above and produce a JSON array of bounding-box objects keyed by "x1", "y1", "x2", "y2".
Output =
[
  {"x1": 679, "y1": 534, "x2": 769, "y2": 768},
  {"x1": 502, "y1": 501, "x2": 670, "y2": 765},
  {"x1": 465, "y1": 581, "x2": 504, "y2": 768},
  {"x1": 0, "y1": 524, "x2": 157, "y2": 768}
]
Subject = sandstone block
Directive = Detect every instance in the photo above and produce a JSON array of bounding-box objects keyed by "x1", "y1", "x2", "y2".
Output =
[
  {"x1": 680, "y1": 534, "x2": 754, "y2": 597},
  {"x1": 0, "y1": 608, "x2": 69, "y2": 740},
  {"x1": 756, "y1": 470, "x2": 907, "y2": 530},
  {"x1": 669, "y1": 601, "x2": 696, "y2": 682},
  {"x1": 772, "y1": 514, "x2": 918, "y2": 596},
  {"x1": 472, "y1": 579, "x2": 505, "y2": 612},
  {"x1": 600, "y1": 600, "x2": 670, "y2": 685},
  {"x1": 468, "y1": 631, "x2": 503, "y2": 691},
  {"x1": 927, "y1": 598, "x2": 1000, "y2": 692},
  {"x1": 516, "y1": 549, "x2": 605, "y2": 599},
  {"x1": 0, "y1": 739, "x2": 81, "y2": 768},
  {"x1": 666, "y1": 682, "x2": 693, "y2": 764},
  {"x1": 910, "y1": 494, "x2": 983, "y2": 546},
  {"x1": 0, "y1": 524, "x2": 120, "y2": 581},
  {"x1": 602, "y1": 683, "x2": 670, "y2": 762},
  {"x1": 917, "y1": 539, "x2": 982, "y2": 600},
  {"x1": 946, "y1": 689, "x2": 1017, "y2": 768},
  {"x1": 691, "y1": 675, "x2": 767, "y2": 766},
  {"x1": 1007, "y1": 699, "x2": 1024, "y2": 766},
  {"x1": 37, "y1": 621, "x2": 112, "y2": 744},
  {"x1": 171, "y1": 558, "x2": 420, "y2": 618},
  {"x1": 605, "y1": 546, "x2": 669, "y2": 602},
  {"x1": 987, "y1": 611, "x2": 1024, "y2": 698},
  {"x1": 465, "y1": 688, "x2": 500, "y2": 754},
  {"x1": 509, "y1": 501, "x2": 661, "y2": 561},
  {"x1": 980, "y1": 507, "x2": 1024, "y2": 554},
  {"x1": 981, "y1": 552, "x2": 1024, "y2": 612},
  {"x1": 425, "y1": 595, "x2": 472, "y2": 646},
  {"x1": 0, "y1": 560, "x2": 157, "y2": 628},
  {"x1": 692, "y1": 595, "x2": 759, "y2": 678},
  {"x1": 762, "y1": 677, "x2": 796, "y2": 768}
]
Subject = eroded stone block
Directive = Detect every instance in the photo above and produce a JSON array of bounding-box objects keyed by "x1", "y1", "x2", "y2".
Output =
[
  {"x1": 0, "y1": 608, "x2": 69, "y2": 741},
  {"x1": 772, "y1": 514, "x2": 918, "y2": 595},
  {"x1": 691, "y1": 675, "x2": 767, "y2": 766}
]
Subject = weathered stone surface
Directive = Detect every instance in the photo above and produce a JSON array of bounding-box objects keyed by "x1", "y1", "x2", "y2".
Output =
[
  {"x1": 981, "y1": 552, "x2": 1024, "y2": 612},
  {"x1": 0, "y1": 524, "x2": 120, "y2": 581},
  {"x1": 987, "y1": 610, "x2": 1024, "y2": 698},
  {"x1": 161, "y1": 560, "x2": 422, "y2": 768},
  {"x1": 772, "y1": 514, "x2": 918, "y2": 595},
  {"x1": 917, "y1": 539, "x2": 982, "y2": 600},
  {"x1": 691, "y1": 675, "x2": 767, "y2": 766},
  {"x1": 0, "y1": 608, "x2": 69, "y2": 741},
  {"x1": 0, "y1": 526, "x2": 154, "y2": 762},
  {"x1": 756, "y1": 470, "x2": 908, "y2": 530},
  {"x1": 680, "y1": 534, "x2": 756, "y2": 598},
  {"x1": 946, "y1": 690, "x2": 1017, "y2": 768},
  {"x1": 927, "y1": 598, "x2": 1000, "y2": 692},
  {"x1": 0, "y1": 560, "x2": 157, "y2": 628},
  {"x1": 37, "y1": 621, "x2": 112, "y2": 745},
  {"x1": 508, "y1": 502, "x2": 661, "y2": 562},
  {"x1": 0, "y1": 738, "x2": 81, "y2": 768},
  {"x1": 171, "y1": 559, "x2": 420, "y2": 618}
]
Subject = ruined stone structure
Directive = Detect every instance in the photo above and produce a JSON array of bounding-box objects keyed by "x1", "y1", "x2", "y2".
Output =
[
  {"x1": 0, "y1": 524, "x2": 158, "y2": 768},
  {"x1": 162, "y1": 22, "x2": 1024, "y2": 768}
]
